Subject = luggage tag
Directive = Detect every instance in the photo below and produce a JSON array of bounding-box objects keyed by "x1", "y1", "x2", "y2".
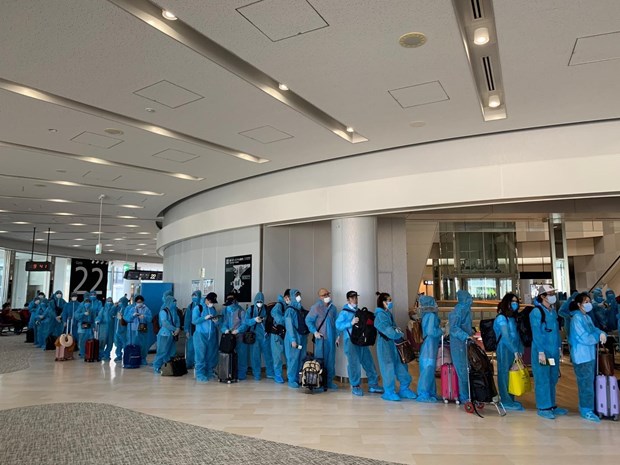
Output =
[{"x1": 548, "y1": 358, "x2": 556, "y2": 366}]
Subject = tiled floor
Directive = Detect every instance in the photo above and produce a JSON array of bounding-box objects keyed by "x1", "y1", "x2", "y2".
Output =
[{"x1": 0, "y1": 337, "x2": 617, "y2": 465}]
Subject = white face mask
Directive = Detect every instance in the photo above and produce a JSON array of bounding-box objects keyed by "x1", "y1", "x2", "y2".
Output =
[
  {"x1": 546, "y1": 295, "x2": 557, "y2": 305},
  {"x1": 256, "y1": 302, "x2": 263, "y2": 308},
  {"x1": 323, "y1": 297, "x2": 331, "y2": 304},
  {"x1": 207, "y1": 302, "x2": 214, "y2": 308},
  {"x1": 295, "y1": 295, "x2": 302, "y2": 303},
  {"x1": 71, "y1": 297, "x2": 77, "y2": 301},
  {"x1": 56, "y1": 294, "x2": 62, "y2": 299}
]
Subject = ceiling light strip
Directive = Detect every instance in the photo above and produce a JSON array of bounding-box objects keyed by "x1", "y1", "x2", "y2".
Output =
[
  {"x1": 0, "y1": 77, "x2": 267, "y2": 165},
  {"x1": 0, "y1": 172, "x2": 164, "y2": 196},
  {"x1": 0, "y1": 139, "x2": 202, "y2": 181},
  {"x1": 107, "y1": 0, "x2": 367, "y2": 144},
  {"x1": 451, "y1": 0, "x2": 506, "y2": 121},
  {"x1": 0, "y1": 193, "x2": 143, "y2": 209}
]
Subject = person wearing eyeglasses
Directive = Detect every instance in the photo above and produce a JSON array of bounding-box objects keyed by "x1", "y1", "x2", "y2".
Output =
[
  {"x1": 530, "y1": 284, "x2": 567, "y2": 420},
  {"x1": 306, "y1": 288, "x2": 339, "y2": 390}
]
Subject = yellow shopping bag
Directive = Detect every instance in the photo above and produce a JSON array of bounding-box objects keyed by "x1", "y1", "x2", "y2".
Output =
[{"x1": 508, "y1": 356, "x2": 532, "y2": 396}]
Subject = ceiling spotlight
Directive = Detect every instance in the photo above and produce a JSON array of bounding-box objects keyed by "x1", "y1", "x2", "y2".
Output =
[
  {"x1": 113, "y1": 238, "x2": 124, "y2": 241},
  {"x1": 399, "y1": 32, "x2": 427, "y2": 48},
  {"x1": 161, "y1": 10, "x2": 177, "y2": 21},
  {"x1": 48, "y1": 128, "x2": 58, "y2": 133},
  {"x1": 488, "y1": 94, "x2": 501, "y2": 108},
  {"x1": 44, "y1": 231, "x2": 56, "y2": 234},
  {"x1": 72, "y1": 244, "x2": 81, "y2": 247},
  {"x1": 35, "y1": 238, "x2": 44, "y2": 241},
  {"x1": 135, "y1": 249, "x2": 143, "y2": 251},
  {"x1": 138, "y1": 243, "x2": 147, "y2": 246},
  {"x1": 124, "y1": 225, "x2": 139, "y2": 228},
  {"x1": 108, "y1": 249, "x2": 115, "y2": 252},
  {"x1": 137, "y1": 232, "x2": 151, "y2": 235},
  {"x1": 346, "y1": 127, "x2": 354, "y2": 133},
  {"x1": 91, "y1": 231, "x2": 103, "y2": 234},
  {"x1": 55, "y1": 212, "x2": 74, "y2": 216},
  {"x1": 69, "y1": 223, "x2": 86, "y2": 226},
  {"x1": 104, "y1": 128, "x2": 124, "y2": 135},
  {"x1": 118, "y1": 204, "x2": 143, "y2": 209},
  {"x1": 75, "y1": 238, "x2": 85, "y2": 241},
  {"x1": 145, "y1": 108, "x2": 156, "y2": 113},
  {"x1": 473, "y1": 27, "x2": 490, "y2": 45},
  {"x1": 278, "y1": 83, "x2": 289, "y2": 91},
  {"x1": 12, "y1": 221, "x2": 30, "y2": 225},
  {"x1": 48, "y1": 199, "x2": 72, "y2": 203}
]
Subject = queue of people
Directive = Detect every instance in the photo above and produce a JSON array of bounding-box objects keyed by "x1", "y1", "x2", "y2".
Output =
[{"x1": 19, "y1": 283, "x2": 619, "y2": 423}]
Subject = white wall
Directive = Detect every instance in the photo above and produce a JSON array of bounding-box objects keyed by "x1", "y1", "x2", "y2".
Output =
[{"x1": 163, "y1": 226, "x2": 261, "y2": 309}]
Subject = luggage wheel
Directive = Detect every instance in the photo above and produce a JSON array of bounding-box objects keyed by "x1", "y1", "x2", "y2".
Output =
[
  {"x1": 475, "y1": 402, "x2": 485, "y2": 409},
  {"x1": 464, "y1": 401, "x2": 475, "y2": 414},
  {"x1": 443, "y1": 399, "x2": 448, "y2": 404},
  {"x1": 613, "y1": 415, "x2": 619, "y2": 422}
]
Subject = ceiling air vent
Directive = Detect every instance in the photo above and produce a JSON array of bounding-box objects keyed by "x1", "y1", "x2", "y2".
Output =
[
  {"x1": 482, "y1": 56, "x2": 495, "y2": 91},
  {"x1": 470, "y1": 0, "x2": 483, "y2": 19}
]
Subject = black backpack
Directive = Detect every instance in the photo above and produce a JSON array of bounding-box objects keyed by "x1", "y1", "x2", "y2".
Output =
[
  {"x1": 265, "y1": 302, "x2": 286, "y2": 338},
  {"x1": 516, "y1": 306, "x2": 534, "y2": 348},
  {"x1": 479, "y1": 318, "x2": 501, "y2": 352},
  {"x1": 295, "y1": 307, "x2": 310, "y2": 335},
  {"x1": 349, "y1": 307, "x2": 377, "y2": 347}
]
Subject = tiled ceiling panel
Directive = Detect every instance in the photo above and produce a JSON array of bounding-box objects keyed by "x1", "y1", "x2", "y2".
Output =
[
  {"x1": 569, "y1": 30, "x2": 620, "y2": 65},
  {"x1": 134, "y1": 80, "x2": 205, "y2": 108},
  {"x1": 388, "y1": 81, "x2": 450, "y2": 109},
  {"x1": 239, "y1": 125, "x2": 293, "y2": 143}
]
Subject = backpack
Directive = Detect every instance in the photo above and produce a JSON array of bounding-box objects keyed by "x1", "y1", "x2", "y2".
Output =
[
  {"x1": 479, "y1": 318, "x2": 501, "y2": 352},
  {"x1": 516, "y1": 306, "x2": 534, "y2": 348},
  {"x1": 190, "y1": 304, "x2": 203, "y2": 335},
  {"x1": 300, "y1": 359, "x2": 323, "y2": 391},
  {"x1": 349, "y1": 307, "x2": 377, "y2": 347},
  {"x1": 296, "y1": 307, "x2": 310, "y2": 335},
  {"x1": 407, "y1": 319, "x2": 423, "y2": 349},
  {"x1": 264, "y1": 302, "x2": 286, "y2": 338}
]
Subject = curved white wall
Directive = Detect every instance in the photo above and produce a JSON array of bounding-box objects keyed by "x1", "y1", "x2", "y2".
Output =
[{"x1": 158, "y1": 121, "x2": 620, "y2": 253}]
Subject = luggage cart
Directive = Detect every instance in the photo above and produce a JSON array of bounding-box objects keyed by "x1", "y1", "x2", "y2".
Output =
[{"x1": 463, "y1": 339, "x2": 506, "y2": 418}]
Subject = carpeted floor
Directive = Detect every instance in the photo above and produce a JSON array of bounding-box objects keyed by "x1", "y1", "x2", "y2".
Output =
[
  {"x1": 0, "y1": 333, "x2": 32, "y2": 374},
  {"x1": 0, "y1": 403, "x2": 400, "y2": 465}
]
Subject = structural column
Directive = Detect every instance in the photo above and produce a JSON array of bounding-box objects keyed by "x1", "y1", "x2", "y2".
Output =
[
  {"x1": 331, "y1": 217, "x2": 378, "y2": 379},
  {"x1": 548, "y1": 214, "x2": 570, "y2": 296}
]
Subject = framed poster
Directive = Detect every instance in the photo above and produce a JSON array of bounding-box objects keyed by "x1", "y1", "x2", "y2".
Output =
[
  {"x1": 70, "y1": 259, "x2": 109, "y2": 300},
  {"x1": 225, "y1": 255, "x2": 252, "y2": 302}
]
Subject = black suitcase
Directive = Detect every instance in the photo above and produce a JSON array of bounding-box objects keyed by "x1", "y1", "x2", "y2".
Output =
[
  {"x1": 218, "y1": 352, "x2": 238, "y2": 383},
  {"x1": 161, "y1": 356, "x2": 188, "y2": 377},
  {"x1": 25, "y1": 328, "x2": 35, "y2": 343},
  {"x1": 219, "y1": 333, "x2": 236, "y2": 354},
  {"x1": 45, "y1": 334, "x2": 57, "y2": 351}
]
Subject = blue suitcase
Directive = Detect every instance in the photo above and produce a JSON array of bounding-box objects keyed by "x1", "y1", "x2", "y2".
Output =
[{"x1": 123, "y1": 344, "x2": 141, "y2": 368}]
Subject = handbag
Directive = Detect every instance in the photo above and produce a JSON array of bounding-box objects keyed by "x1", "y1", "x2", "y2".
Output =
[
  {"x1": 508, "y1": 355, "x2": 532, "y2": 396},
  {"x1": 243, "y1": 331, "x2": 256, "y2": 344},
  {"x1": 395, "y1": 339, "x2": 415, "y2": 364},
  {"x1": 311, "y1": 308, "x2": 330, "y2": 344},
  {"x1": 137, "y1": 322, "x2": 148, "y2": 333},
  {"x1": 598, "y1": 347, "x2": 615, "y2": 376}
]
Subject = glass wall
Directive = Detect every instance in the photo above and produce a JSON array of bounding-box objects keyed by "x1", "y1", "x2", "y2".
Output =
[
  {"x1": 0, "y1": 248, "x2": 8, "y2": 304},
  {"x1": 12, "y1": 252, "x2": 50, "y2": 308}
]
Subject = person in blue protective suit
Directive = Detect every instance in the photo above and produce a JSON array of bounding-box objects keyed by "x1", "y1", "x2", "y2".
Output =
[
  {"x1": 35, "y1": 298, "x2": 54, "y2": 350},
  {"x1": 336, "y1": 290, "x2": 383, "y2": 397},
  {"x1": 184, "y1": 291, "x2": 202, "y2": 370},
  {"x1": 270, "y1": 290, "x2": 290, "y2": 384},
  {"x1": 306, "y1": 288, "x2": 339, "y2": 390},
  {"x1": 493, "y1": 293, "x2": 525, "y2": 410},
  {"x1": 222, "y1": 293, "x2": 249, "y2": 380},
  {"x1": 590, "y1": 287, "x2": 609, "y2": 332},
  {"x1": 192, "y1": 292, "x2": 220, "y2": 382},
  {"x1": 87, "y1": 291, "x2": 103, "y2": 325},
  {"x1": 124, "y1": 295, "x2": 152, "y2": 365},
  {"x1": 605, "y1": 289, "x2": 618, "y2": 332},
  {"x1": 530, "y1": 284, "x2": 567, "y2": 419},
  {"x1": 28, "y1": 292, "x2": 46, "y2": 346},
  {"x1": 95, "y1": 297, "x2": 116, "y2": 361},
  {"x1": 245, "y1": 291, "x2": 274, "y2": 381},
  {"x1": 61, "y1": 292, "x2": 80, "y2": 343},
  {"x1": 153, "y1": 294, "x2": 181, "y2": 374},
  {"x1": 284, "y1": 289, "x2": 308, "y2": 388},
  {"x1": 416, "y1": 295, "x2": 443, "y2": 403},
  {"x1": 558, "y1": 291, "x2": 579, "y2": 340},
  {"x1": 568, "y1": 292, "x2": 607, "y2": 422},
  {"x1": 75, "y1": 300, "x2": 95, "y2": 357},
  {"x1": 50, "y1": 290, "x2": 67, "y2": 338},
  {"x1": 448, "y1": 289, "x2": 474, "y2": 404},
  {"x1": 374, "y1": 292, "x2": 416, "y2": 401},
  {"x1": 113, "y1": 295, "x2": 129, "y2": 362}
]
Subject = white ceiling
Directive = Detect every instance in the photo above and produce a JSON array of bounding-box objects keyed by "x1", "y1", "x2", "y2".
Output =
[{"x1": 1, "y1": 0, "x2": 619, "y2": 259}]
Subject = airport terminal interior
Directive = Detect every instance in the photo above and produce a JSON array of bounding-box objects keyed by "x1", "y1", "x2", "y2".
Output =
[{"x1": 1, "y1": 1, "x2": 619, "y2": 464}]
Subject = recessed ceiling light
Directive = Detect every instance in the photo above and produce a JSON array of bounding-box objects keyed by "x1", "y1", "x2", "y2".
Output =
[
  {"x1": 145, "y1": 107, "x2": 156, "y2": 113},
  {"x1": 117, "y1": 215, "x2": 137, "y2": 219},
  {"x1": 137, "y1": 243, "x2": 147, "y2": 246},
  {"x1": 399, "y1": 32, "x2": 427, "y2": 48},
  {"x1": 48, "y1": 128, "x2": 58, "y2": 133},
  {"x1": 488, "y1": 95, "x2": 501, "y2": 108},
  {"x1": 113, "y1": 238, "x2": 124, "y2": 241},
  {"x1": 135, "y1": 249, "x2": 143, "y2": 251},
  {"x1": 72, "y1": 244, "x2": 81, "y2": 247},
  {"x1": 69, "y1": 223, "x2": 86, "y2": 226},
  {"x1": 124, "y1": 225, "x2": 139, "y2": 228},
  {"x1": 345, "y1": 127, "x2": 354, "y2": 133},
  {"x1": 75, "y1": 238, "x2": 85, "y2": 241},
  {"x1": 43, "y1": 231, "x2": 56, "y2": 234},
  {"x1": 161, "y1": 10, "x2": 177, "y2": 20},
  {"x1": 48, "y1": 199, "x2": 72, "y2": 203},
  {"x1": 473, "y1": 27, "x2": 490, "y2": 45},
  {"x1": 12, "y1": 221, "x2": 30, "y2": 224},
  {"x1": 118, "y1": 204, "x2": 143, "y2": 209},
  {"x1": 142, "y1": 253, "x2": 148, "y2": 256},
  {"x1": 0, "y1": 231, "x2": 7, "y2": 233},
  {"x1": 104, "y1": 128, "x2": 124, "y2": 135},
  {"x1": 108, "y1": 249, "x2": 115, "y2": 252},
  {"x1": 137, "y1": 232, "x2": 151, "y2": 235},
  {"x1": 55, "y1": 212, "x2": 74, "y2": 216},
  {"x1": 34, "y1": 184, "x2": 46, "y2": 188},
  {"x1": 35, "y1": 238, "x2": 44, "y2": 241},
  {"x1": 278, "y1": 83, "x2": 289, "y2": 91},
  {"x1": 410, "y1": 120, "x2": 426, "y2": 128},
  {"x1": 170, "y1": 173, "x2": 204, "y2": 181},
  {"x1": 91, "y1": 231, "x2": 103, "y2": 234}
]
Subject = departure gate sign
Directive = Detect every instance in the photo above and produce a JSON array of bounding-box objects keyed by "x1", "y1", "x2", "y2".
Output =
[{"x1": 25, "y1": 261, "x2": 52, "y2": 272}]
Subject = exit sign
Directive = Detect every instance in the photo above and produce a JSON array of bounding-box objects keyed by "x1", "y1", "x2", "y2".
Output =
[{"x1": 25, "y1": 261, "x2": 52, "y2": 272}]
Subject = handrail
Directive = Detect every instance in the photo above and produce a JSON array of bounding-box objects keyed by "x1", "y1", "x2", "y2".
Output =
[{"x1": 589, "y1": 254, "x2": 620, "y2": 293}]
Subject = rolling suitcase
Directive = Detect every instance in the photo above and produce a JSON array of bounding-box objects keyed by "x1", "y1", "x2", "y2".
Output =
[
  {"x1": 25, "y1": 328, "x2": 35, "y2": 343},
  {"x1": 161, "y1": 356, "x2": 188, "y2": 377},
  {"x1": 45, "y1": 334, "x2": 57, "y2": 351},
  {"x1": 440, "y1": 336, "x2": 459, "y2": 403},
  {"x1": 123, "y1": 327, "x2": 142, "y2": 369},
  {"x1": 56, "y1": 318, "x2": 75, "y2": 361},
  {"x1": 218, "y1": 351, "x2": 238, "y2": 383},
  {"x1": 595, "y1": 347, "x2": 619, "y2": 421}
]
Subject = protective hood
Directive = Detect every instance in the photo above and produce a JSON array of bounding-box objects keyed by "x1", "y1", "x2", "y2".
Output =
[
  {"x1": 456, "y1": 290, "x2": 473, "y2": 306},
  {"x1": 119, "y1": 296, "x2": 129, "y2": 307},
  {"x1": 290, "y1": 288, "x2": 301, "y2": 309},
  {"x1": 592, "y1": 287, "x2": 604, "y2": 303},
  {"x1": 192, "y1": 290, "x2": 202, "y2": 299},
  {"x1": 419, "y1": 295, "x2": 438, "y2": 314},
  {"x1": 163, "y1": 295, "x2": 176, "y2": 311},
  {"x1": 54, "y1": 290, "x2": 63, "y2": 297},
  {"x1": 253, "y1": 292, "x2": 265, "y2": 305},
  {"x1": 162, "y1": 289, "x2": 173, "y2": 303},
  {"x1": 605, "y1": 289, "x2": 616, "y2": 301}
]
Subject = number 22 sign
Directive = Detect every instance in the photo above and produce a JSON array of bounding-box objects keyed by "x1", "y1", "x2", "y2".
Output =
[{"x1": 70, "y1": 259, "x2": 109, "y2": 300}]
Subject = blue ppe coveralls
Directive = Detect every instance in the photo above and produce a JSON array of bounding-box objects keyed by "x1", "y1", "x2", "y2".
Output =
[
  {"x1": 96, "y1": 300, "x2": 116, "y2": 360},
  {"x1": 270, "y1": 296, "x2": 287, "y2": 382},
  {"x1": 124, "y1": 303, "x2": 152, "y2": 364},
  {"x1": 185, "y1": 291, "x2": 202, "y2": 370},
  {"x1": 530, "y1": 300, "x2": 561, "y2": 412},
  {"x1": 222, "y1": 300, "x2": 249, "y2": 380},
  {"x1": 50, "y1": 291, "x2": 67, "y2": 337},
  {"x1": 605, "y1": 290, "x2": 618, "y2": 332},
  {"x1": 153, "y1": 295, "x2": 181, "y2": 372},
  {"x1": 306, "y1": 298, "x2": 338, "y2": 389},
  {"x1": 591, "y1": 288, "x2": 609, "y2": 332},
  {"x1": 245, "y1": 292, "x2": 274, "y2": 380},
  {"x1": 374, "y1": 305, "x2": 415, "y2": 401},
  {"x1": 416, "y1": 296, "x2": 443, "y2": 402},
  {"x1": 114, "y1": 296, "x2": 129, "y2": 361},
  {"x1": 448, "y1": 290, "x2": 474, "y2": 402},
  {"x1": 28, "y1": 298, "x2": 41, "y2": 345},
  {"x1": 35, "y1": 301, "x2": 54, "y2": 349},
  {"x1": 284, "y1": 289, "x2": 307, "y2": 387},
  {"x1": 61, "y1": 299, "x2": 80, "y2": 345},
  {"x1": 569, "y1": 310, "x2": 604, "y2": 419},
  {"x1": 557, "y1": 291, "x2": 579, "y2": 339},
  {"x1": 493, "y1": 314, "x2": 524, "y2": 410},
  {"x1": 75, "y1": 301, "x2": 95, "y2": 357},
  {"x1": 335, "y1": 304, "x2": 381, "y2": 392},
  {"x1": 192, "y1": 300, "x2": 220, "y2": 382}
]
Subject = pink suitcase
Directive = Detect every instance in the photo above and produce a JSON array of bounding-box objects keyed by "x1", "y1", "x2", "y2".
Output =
[
  {"x1": 441, "y1": 363, "x2": 459, "y2": 403},
  {"x1": 436, "y1": 336, "x2": 452, "y2": 373},
  {"x1": 595, "y1": 375, "x2": 619, "y2": 421}
]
